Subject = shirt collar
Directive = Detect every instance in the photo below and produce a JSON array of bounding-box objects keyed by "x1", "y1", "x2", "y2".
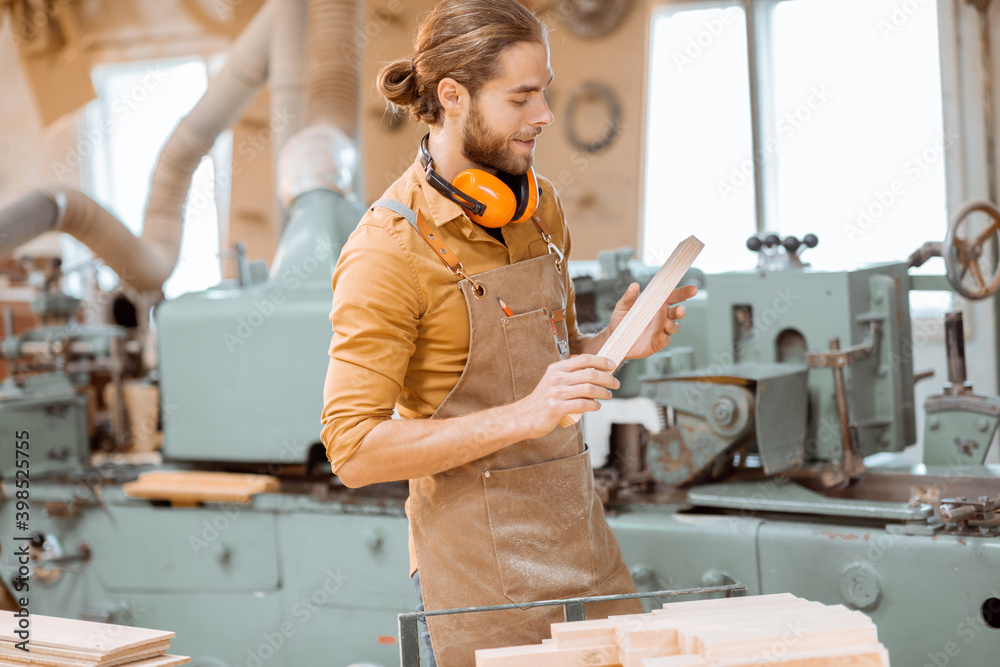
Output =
[{"x1": 409, "y1": 153, "x2": 468, "y2": 230}]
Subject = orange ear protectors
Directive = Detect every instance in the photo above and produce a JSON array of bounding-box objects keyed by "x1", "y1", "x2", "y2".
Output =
[{"x1": 419, "y1": 134, "x2": 539, "y2": 228}]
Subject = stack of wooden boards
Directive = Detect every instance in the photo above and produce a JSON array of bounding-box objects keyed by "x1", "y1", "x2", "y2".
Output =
[
  {"x1": 475, "y1": 593, "x2": 890, "y2": 666},
  {"x1": 0, "y1": 612, "x2": 190, "y2": 667}
]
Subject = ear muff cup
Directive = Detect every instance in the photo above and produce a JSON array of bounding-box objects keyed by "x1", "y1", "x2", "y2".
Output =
[
  {"x1": 451, "y1": 167, "x2": 540, "y2": 228},
  {"x1": 452, "y1": 169, "x2": 518, "y2": 228},
  {"x1": 511, "y1": 168, "x2": 539, "y2": 224}
]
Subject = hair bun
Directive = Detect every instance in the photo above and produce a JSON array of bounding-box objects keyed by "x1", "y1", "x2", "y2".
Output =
[{"x1": 377, "y1": 59, "x2": 418, "y2": 108}]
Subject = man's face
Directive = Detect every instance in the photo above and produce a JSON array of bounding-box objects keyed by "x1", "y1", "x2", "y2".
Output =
[{"x1": 461, "y1": 41, "x2": 554, "y2": 175}]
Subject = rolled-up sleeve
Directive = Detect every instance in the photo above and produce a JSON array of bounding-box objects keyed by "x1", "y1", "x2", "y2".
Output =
[{"x1": 321, "y1": 221, "x2": 425, "y2": 473}]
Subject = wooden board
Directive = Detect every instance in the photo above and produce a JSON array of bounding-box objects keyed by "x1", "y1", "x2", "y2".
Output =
[
  {"x1": 122, "y1": 471, "x2": 279, "y2": 505},
  {"x1": 560, "y1": 235, "x2": 704, "y2": 427},
  {"x1": 707, "y1": 645, "x2": 889, "y2": 667},
  {"x1": 475, "y1": 642, "x2": 620, "y2": 667},
  {"x1": 0, "y1": 641, "x2": 168, "y2": 666},
  {"x1": 641, "y1": 658, "x2": 708, "y2": 667},
  {"x1": 112, "y1": 655, "x2": 189, "y2": 667},
  {"x1": 550, "y1": 615, "x2": 648, "y2": 649},
  {"x1": 0, "y1": 613, "x2": 173, "y2": 657},
  {"x1": 654, "y1": 593, "x2": 802, "y2": 616},
  {"x1": 476, "y1": 593, "x2": 890, "y2": 667}
]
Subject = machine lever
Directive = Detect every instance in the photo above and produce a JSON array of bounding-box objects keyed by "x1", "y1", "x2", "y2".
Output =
[
  {"x1": 944, "y1": 311, "x2": 972, "y2": 395},
  {"x1": 816, "y1": 337, "x2": 866, "y2": 489}
]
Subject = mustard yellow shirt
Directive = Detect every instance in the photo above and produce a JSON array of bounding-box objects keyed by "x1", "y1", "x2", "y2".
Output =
[{"x1": 321, "y1": 154, "x2": 580, "y2": 471}]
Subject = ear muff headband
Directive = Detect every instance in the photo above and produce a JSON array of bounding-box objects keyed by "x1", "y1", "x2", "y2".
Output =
[{"x1": 418, "y1": 134, "x2": 539, "y2": 228}]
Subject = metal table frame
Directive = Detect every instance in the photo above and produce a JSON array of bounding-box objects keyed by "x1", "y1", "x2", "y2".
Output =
[{"x1": 398, "y1": 581, "x2": 748, "y2": 666}]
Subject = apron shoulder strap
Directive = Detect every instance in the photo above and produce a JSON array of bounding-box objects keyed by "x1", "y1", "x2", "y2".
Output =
[
  {"x1": 371, "y1": 198, "x2": 418, "y2": 227},
  {"x1": 370, "y1": 199, "x2": 466, "y2": 277}
]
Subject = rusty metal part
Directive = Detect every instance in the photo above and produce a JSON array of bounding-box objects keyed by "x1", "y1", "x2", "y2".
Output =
[
  {"x1": 940, "y1": 496, "x2": 999, "y2": 531},
  {"x1": 817, "y1": 338, "x2": 866, "y2": 488},
  {"x1": 908, "y1": 240, "x2": 943, "y2": 268},
  {"x1": 805, "y1": 323, "x2": 880, "y2": 368},
  {"x1": 610, "y1": 423, "x2": 646, "y2": 479},
  {"x1": 44, "y1": 501, "x2": 83, "y2": 519}
]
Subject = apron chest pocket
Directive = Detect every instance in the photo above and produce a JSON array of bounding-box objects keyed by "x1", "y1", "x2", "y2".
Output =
[
  {"x1": 482, "y1": 449, "x2": 598, "y2": 603},
  {"x1": 501, "y1": 307, "x2": 565, "y2": 400}
]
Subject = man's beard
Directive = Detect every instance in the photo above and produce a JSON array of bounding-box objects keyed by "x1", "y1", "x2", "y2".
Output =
[{"x1": 461, "y1": 101, "x2": 536, "y2": 175}]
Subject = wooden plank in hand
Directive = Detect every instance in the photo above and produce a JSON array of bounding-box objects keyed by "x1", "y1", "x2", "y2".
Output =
[{"x1": 559, "y1": 236, "x2": 703, "y2": 428}]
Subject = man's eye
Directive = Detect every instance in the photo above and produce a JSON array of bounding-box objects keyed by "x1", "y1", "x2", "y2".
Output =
[{"x1": 511, "y1": 98, "x2": 528, "y2": 106}]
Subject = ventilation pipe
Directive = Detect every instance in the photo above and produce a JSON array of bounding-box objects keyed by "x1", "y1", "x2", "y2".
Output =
[
  {"x1": 0, "y1": 0, "x2": 366, "y2": 294},
  {"x1": 276, "y1": 0, "x2": 364, "y2": 208},
  {"x1": 0, "y1": 0, "x2": 279, "y2": 293},
  {"x1": 271, "y1": 0, "x2": 365, "y2": 286}
]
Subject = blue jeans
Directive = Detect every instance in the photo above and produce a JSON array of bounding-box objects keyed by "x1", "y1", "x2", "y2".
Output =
[{"x1": 411, "y1": 570, "x2": 438, "y2": 667}]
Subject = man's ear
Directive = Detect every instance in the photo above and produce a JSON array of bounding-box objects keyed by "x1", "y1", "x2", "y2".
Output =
[{"x1": 438, "y1": 77, "x2": 470, "y2": 119}]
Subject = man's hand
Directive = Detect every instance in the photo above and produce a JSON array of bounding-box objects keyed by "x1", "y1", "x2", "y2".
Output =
[
  {"x1": 516, "y1": 354, "x2": 620, "y2": 440},
  {"x1": 608, "y1": 283, "x2": 699, "y2": 361}
]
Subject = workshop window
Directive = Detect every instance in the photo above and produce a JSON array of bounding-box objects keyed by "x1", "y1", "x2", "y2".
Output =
[
  {"x1": 644, "y1": 0, "x2": 948, "y2": 313},
  {"x1": 770, "y1": 0, "x2": 947, "y2": 274},
  {"x1": 73, "y1": 57, "x2": 223, "y2": 299},
  {"x1": 643, "y1": 5, "x2": 755, "y2": 273}
]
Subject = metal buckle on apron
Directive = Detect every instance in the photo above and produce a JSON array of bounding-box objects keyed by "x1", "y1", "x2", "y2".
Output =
[
  {"x1": 531, "y1": 217, "x2": 564, "y2": 272},
  {"x1": 453, "y1": 263, "x2": 487, "y2": 298}
]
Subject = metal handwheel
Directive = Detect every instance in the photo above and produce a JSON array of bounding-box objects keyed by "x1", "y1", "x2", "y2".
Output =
[{"x1": 945, "y1": 199, "x2": 1000, "y2": 300}]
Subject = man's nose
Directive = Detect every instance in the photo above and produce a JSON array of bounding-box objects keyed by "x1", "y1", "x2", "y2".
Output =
[{"x1": 531, "y1": 96, "x2": 554, "y2": 127}]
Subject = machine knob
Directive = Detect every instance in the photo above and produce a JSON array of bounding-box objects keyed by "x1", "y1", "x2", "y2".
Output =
[
  {"x1": 711, "y1": 398, "x2": 737, "y2": 427},
  {"x1": 746, "y1": 236, "x2": 762, "y2": 252},
  {"x1": 782, "y1": 236, "x2": 801, "y2": 253},
  {"x1": 363, "y1": 528, "x2": 383, "y2": 553},
  {"x1": 211, "y1": 543, "x2": 232, "y2": 565},
  {"x1": 803, "y1": 233, "x2": 819, "y2": 248},
  {"x1": 763, "y1": 234, "x2": 780, "y2": 248}
]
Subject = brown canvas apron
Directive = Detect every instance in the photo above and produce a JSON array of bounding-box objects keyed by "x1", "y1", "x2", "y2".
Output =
[{"x1": 371, "y1": 199, "x2": 641, "y2": 666}]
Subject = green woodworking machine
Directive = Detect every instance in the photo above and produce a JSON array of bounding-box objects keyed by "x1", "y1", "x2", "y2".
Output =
[{"x1": 2, "y1": 189, "x2": 1000, "y2": 667}]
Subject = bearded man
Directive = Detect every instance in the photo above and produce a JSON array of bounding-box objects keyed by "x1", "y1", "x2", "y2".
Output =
[{"x1": 320, "y1": 1, "x2": 697, "y2": 664}]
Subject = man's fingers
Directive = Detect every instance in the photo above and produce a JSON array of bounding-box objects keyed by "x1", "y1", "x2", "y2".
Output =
[
  {"x1": 667, "y1": 284, "x2": 699, "y2": 305},
  {"x1": 561, "y1": 369, "x2": 619, "y2": 390},
  {"x1": 556, "y1": 354, "x2": 616, "y2": 372},
  {"x1": 615, "y1": 283, "x2": 640, "y2": 311}
]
